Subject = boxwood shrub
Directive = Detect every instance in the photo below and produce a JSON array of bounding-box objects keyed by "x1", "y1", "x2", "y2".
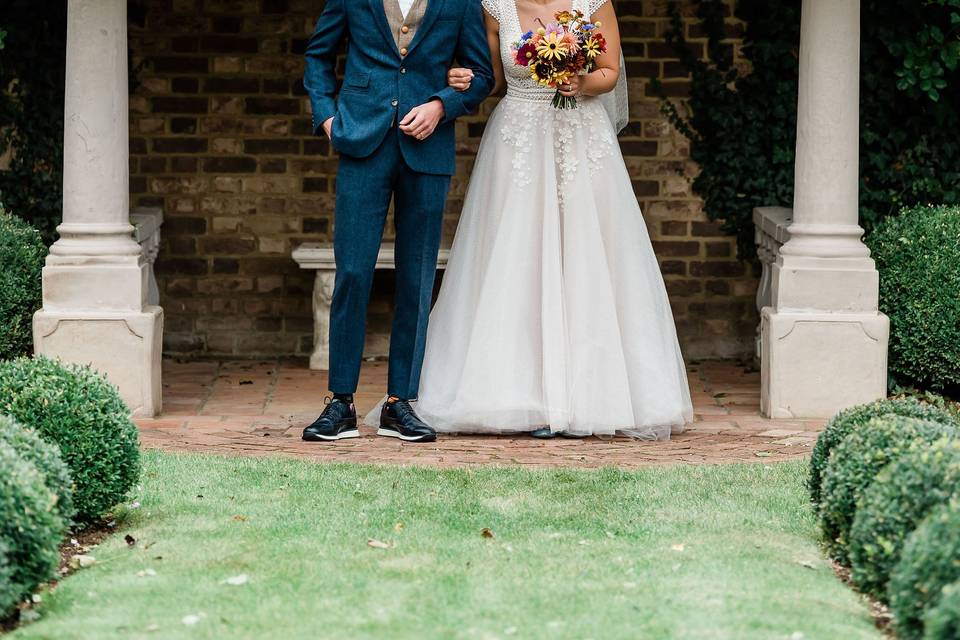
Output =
[
  {"x1": 924, "y1": 581, "x2": 960, "y2": 640},
  {"x1": 0, "y1": 414, "x2": 75, "y2": 525},
  {"x1": 0, "y1": 538, "x2": 14, "y2": 617},
  {"x1": 866, "y1": 205, "x2": 960, "y2": 392},
  {"x1": 808, "y1": 397, "x2": 958, "y2": 509},
  {"x1": 0, "y1": 440, "x2": 66, "y2": 616},
  {"x1": 818, "y1": 416, "x2": 954, "y2": 564},
  {"x1": 0, "y1": 357, "x2": 140, "y2": 524},
  {"x1": 849, "y1": 438, "x2": 960, "y2": 601},
  {"x1": 890, "y1": 500, "x2": 960, "y2": 640},
  {"x1": 0, "y1": 206, "x2": 47, "y2": 360}
]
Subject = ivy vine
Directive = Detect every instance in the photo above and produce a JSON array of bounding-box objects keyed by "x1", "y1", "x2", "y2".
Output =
[
  {"x1": 657, "y1": 0, "x2": 960, "y2": 260},
  {"x1": 0, "y1": 0, "x2": 68, "y2": 242}
]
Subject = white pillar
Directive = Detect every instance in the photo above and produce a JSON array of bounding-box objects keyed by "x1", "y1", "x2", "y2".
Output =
[
  {"x1": 761, "y1": 0, "x2": 889, "y2": 418},
  {"x1": 33, "y1": 0, "x2": 163, "y2": 417}
]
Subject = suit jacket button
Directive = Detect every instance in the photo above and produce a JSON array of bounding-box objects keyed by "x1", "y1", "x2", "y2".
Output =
[
  {"x1": 399, "y1": 47, "x2": 408, "y2": 56},
  {"x1": 391, "y1": 99, "x2": 399, "y2": 107},
  {"x1": 401, "y1": 25, "x2": 410, "y2": 34}
]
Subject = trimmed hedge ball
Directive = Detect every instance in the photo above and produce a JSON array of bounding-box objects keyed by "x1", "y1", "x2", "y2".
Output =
[
  {"x1": 849, "y1": 438, "x2": 960, "y2": 602},
  {"x1": 890, "y1": 500, "x2": 960, "y2": 640},
  {"x1": 0, "y1": 441, "x2": 66, "y2": 616},
  {"x1": 867, "y1": 205, "x2": 960, "y2": 391},
  {"x1": 808, "y1": 397, "x2": 958, "y2": 509},
  {"x1": 924, "y1": 581, "x2": 960, "y2": 640},
  {"x1": 0, "y1": 538, "x2": 15, "y2": 617},
  {"x1": 0, "y1": 207, "x2": 47, "y2": 361},
  {"x1": 0, "y1": 415, "x2": 75, "y2": 525},
  {"x1": 0, "y1": 356, "x2": 141, "y2": 524},
  {"x1": 819, "y1": 416, "x2": 954, "y2": 565}
]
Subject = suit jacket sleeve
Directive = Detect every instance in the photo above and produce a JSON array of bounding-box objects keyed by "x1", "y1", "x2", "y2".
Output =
[
  {"x1": 431, "y1": 0, "x2": 495, "y2": 123},
  {"x1": 304, "y1": 0, "x2": 348, "y2": 136}
]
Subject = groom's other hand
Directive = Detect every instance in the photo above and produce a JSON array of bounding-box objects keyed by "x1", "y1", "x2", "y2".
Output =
[
  {"x1": 447, "y1": 67, "x2": 474, "y2": 92},
  {"x1": 322, "y1": 117, "x2": 334, "y2": 139},
  {"x1": 399, "y1": 99, "x2": 445, "y2": 141}
]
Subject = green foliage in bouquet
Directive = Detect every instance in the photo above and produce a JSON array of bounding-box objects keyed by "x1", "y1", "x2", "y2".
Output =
[
  {"x1": 890, "y1": 500, "x2": 960, "y2": 640},
  {"x1": 0, "y1": 357, "x2": 140, "y2": 524},
  {"x1": 0, "y1": 207, "x2": 47, "y2": 360},
  {"x1": 849, "y1": 438, "x2": 960, "y2": 602},
  {"x1": 866, "y1": 205, "x2": 960, "y2": 393},
  {"x1": 818, "y1": 416, "x2": 954, "y2": 564},
  {"x1": 808, "y1": 397, "x2": 958, "y2": 509}
]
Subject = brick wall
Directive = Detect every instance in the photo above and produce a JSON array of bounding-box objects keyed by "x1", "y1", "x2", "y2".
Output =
[{"x1": 128, "y1": 0, "x2": 758, "y2": 361}]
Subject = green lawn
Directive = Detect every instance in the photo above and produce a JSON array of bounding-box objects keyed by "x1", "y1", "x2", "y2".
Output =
[{"x1": 10, "y1": 452, "x2": 880, "y2": 639}]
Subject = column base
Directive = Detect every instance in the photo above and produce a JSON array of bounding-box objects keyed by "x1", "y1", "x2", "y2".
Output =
[
  {"x1": 33, "y1": 306, "x2": 164, "y2": 417},
  {"x1": 761, "y1": 307, "x2": 889, "y2": 419}
]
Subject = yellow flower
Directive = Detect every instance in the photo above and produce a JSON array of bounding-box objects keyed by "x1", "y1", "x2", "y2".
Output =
[
  {"x1": 535, "y1": 31, "x2": 568, "y2": 61},
  {"x1": 555, "y1": 10, "x2": 575, "y2": 24},
  {"x1": 583, "y1": 36, "x2": 602, "y2": 59},
  {"x1": 594, "y1": 20, "x2": 602, "y2": 27}
]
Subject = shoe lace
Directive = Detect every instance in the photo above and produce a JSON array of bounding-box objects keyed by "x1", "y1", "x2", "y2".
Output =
[
  {"x1": 321, "y1": 396, "x2": 349, "y2": 419},
  {"x1": 391, "y1": 399, "x2": 414, "y2": 414}
]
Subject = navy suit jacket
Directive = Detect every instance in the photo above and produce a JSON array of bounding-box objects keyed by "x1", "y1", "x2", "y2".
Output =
[{"x1": 304, "y1": 0, "x2": 494, "y2": 176}]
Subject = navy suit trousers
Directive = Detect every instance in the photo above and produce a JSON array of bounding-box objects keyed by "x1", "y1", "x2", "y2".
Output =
[{"x1": 328, "y1": 129, "x2": 450, "y2": 399}]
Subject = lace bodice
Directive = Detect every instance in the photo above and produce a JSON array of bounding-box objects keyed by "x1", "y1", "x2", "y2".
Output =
[{"x1": 483, "y1": 0, "x2": 610, "y2": 101}]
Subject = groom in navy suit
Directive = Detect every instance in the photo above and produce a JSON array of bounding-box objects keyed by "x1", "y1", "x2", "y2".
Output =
[{"x1": 301, "y1": 0, "x2": 493, "y2": 443}]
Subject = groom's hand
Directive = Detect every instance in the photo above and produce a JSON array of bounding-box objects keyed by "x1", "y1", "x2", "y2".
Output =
[{"x1": 399, "y1": 99, "x2": 445, "y2": 141}]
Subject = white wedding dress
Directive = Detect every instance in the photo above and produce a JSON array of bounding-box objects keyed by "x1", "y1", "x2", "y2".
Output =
[{"x1": 376, "y1": 0, "x2": 693, "y2": 439}]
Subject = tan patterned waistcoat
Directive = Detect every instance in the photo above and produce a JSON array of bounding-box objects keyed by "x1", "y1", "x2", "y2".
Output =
[{"x1": 382, "y1": 0, "x2": 429, "y2": 56}]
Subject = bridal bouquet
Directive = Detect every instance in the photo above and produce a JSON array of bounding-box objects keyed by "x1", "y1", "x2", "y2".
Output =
[{"x1": 511, "y1": 10, "x2": 608, "y2": 110}]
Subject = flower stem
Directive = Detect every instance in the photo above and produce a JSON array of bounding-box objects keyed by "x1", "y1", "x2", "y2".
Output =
[{"x1": 551, "y1": 91, "x2": 578, "y2": 110}]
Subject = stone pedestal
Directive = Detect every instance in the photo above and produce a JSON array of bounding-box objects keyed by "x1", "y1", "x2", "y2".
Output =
[
  {"x1": 760, "y1": 0, "x2": 888, "y2": 418},
  {"x1": 33, "y1": 0, "x2": 162, "y2": 417},
  {"x1": 761, "y1": 309, "x2": 888, "y2": 418}
]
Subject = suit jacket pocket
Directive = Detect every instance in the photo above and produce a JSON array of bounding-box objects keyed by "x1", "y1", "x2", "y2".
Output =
[{"x1": 341, "y1": 72, "x2": 370, "y2": 93}]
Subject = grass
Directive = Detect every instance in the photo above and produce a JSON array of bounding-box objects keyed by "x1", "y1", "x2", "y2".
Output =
[{"x1": 9, "y1": 452, "x2": 879, "y2": 640}]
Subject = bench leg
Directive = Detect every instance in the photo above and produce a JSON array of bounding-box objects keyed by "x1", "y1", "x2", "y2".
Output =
[{"x1": 310, "y1": 270, "x2": 336, "y2": 371}]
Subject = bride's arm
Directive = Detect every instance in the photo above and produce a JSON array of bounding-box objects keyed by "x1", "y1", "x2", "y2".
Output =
[
  {"x1": 484, "y1": 11, "x2": 507, "y2": 96},
  {"x1": 566, "y1": 2, "x2": 621, "y2": 98},
  {"x1": 448, "y1": 10, "x2": 505, "y2": 96}
]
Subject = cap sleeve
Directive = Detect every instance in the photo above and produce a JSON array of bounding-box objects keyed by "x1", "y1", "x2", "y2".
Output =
[
  {"x1": 481, "y1": 0, "x2": 501, "y2": 22},
  {"x1": 588, "y1": 0, "x2": 609, "y2": 16}
]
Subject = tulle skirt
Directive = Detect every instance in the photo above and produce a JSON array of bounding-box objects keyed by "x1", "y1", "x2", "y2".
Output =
[{"x1": 370, "y1": 94, "x2": 693, "y2": 439}]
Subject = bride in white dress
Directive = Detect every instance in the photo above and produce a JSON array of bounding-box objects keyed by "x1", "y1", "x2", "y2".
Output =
[{"x1": 408, "y1": 0, "x2": 692, "y2": 439}]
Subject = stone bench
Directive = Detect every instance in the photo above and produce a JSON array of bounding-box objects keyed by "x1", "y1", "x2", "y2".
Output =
[
  {"x1": 752, "y1": 206, "x2": 793, "y2": 358},
  {"x1": 292, "y1": 242, "x2": 450, "y2": 370},
  {"x1": 131, "y1": 206, "x2": 163, "y2": 306}
]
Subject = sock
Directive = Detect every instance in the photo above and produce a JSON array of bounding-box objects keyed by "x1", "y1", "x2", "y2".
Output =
[{"x1": 333, "y1": 393, "x2": 354, "y2": 405}]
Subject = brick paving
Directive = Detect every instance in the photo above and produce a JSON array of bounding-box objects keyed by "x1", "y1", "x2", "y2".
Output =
[{"x1": 135, "y1": 359, "x2": 825, "y2": 468}]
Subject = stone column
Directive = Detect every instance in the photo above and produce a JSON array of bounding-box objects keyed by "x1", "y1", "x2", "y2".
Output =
[
  {"x1": 33, "y1": 0, "x2": 163, "y2": 417},
  {"x1": 761, "y1": 0, "x2": 889, "y2": 419}
]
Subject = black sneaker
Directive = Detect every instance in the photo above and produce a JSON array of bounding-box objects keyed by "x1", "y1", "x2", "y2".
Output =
[
  {"x1": 378, "y1": 400, "x2": 437, "y2": 443},
  {"x1": 302, "y1": 397, "x2": 358, "y2": 441}
]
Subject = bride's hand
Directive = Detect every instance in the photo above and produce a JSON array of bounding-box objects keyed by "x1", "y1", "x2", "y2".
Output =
[
  {"x1": 447, "y1": 67, "x2": 474, "y2": 92},
  {"x1": 557, "y1": 75, "x2": 583, "y2": 97}
]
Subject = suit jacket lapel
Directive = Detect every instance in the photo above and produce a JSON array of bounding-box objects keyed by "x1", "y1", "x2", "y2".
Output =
[
  {"x1": 369, "y1": 0, "x2": 400, "y2": 55},
  {"x1": 407, "y1": 0, "x2": 447, "y2": 55}
]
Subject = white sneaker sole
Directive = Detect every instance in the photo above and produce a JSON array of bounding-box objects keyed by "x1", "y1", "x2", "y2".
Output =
[
  {"x1": 376, "y1": 428, "x2": 434, "y2": 442},
  {"x1": 304, "y1": 428, "x2": 359, "y2": 442}
]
